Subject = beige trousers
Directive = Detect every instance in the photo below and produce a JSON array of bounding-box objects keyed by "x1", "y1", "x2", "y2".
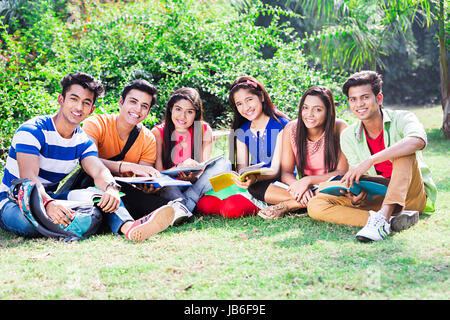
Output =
[{"x1": 307, "y1": 154, "x2": 427, "y2": 227}]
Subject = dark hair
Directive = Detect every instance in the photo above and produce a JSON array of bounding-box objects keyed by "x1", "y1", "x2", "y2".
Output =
[
  {"x1": 121, "y1": 79, "x2": 158, "y2": 107},
  {"x1": 162, "y1": 87, "x2": 204, "y2": 169},
  {"x1": 296, "y1": 86, "x2": 339, "y2": 176},
  {"x1": 60, "y1": 72, "x2": 104, "y2": 105},
  {"x1": 342, "y1": 70, "x2": 383, "y2": 97},
  {"x1": 228, "y1": 76, "x2": 288, "y2": 130},
  {"x1": 228, "y1": 76, "x2": 289, "y2": 169}
]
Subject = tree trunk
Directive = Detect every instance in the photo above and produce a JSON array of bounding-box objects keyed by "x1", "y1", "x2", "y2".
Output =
[{"x1": 438, "y1": 0, "x2": 450, "y2": 138}]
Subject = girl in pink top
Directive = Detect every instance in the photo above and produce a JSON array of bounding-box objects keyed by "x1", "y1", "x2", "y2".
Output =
[
  {"x1": 258, "y1": 86, "x2": 349, "y2": 219},
  {"x1": 151, "y1": 87, "x2": 231, "y2": 213}
]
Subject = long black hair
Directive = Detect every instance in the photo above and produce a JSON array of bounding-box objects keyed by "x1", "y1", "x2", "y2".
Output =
[
  {"x1": 295, "y1": 86, "x2": 339, "y2": 176},
  {"x1": 162, "y1": 87, "x2": 204, "y2": 169},
  {"x1": 228, "y1": 76, "x2": 289, "y2": 169}
]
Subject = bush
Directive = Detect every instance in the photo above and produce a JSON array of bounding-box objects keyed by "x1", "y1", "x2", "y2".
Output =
[{"x1": 0, "y1": 0, "x2": 347, "y2": 160}]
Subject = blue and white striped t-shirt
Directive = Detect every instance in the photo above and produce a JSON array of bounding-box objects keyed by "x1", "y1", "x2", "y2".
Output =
[{"x1": 0, "y1": 115, "x2": 98, "y2": 209}]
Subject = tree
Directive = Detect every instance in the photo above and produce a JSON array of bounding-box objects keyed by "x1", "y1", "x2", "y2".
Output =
[
  {"x1": 278, "y1": 0, "x2": 449, "y2": 138},
  {"x1": 437, "y1": 0, "x2": 450, "y2": 137}
]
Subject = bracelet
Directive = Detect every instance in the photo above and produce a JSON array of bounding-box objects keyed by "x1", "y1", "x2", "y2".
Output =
[
  {"x1": 106, "y1": 181, "x2": 121, "y2": 192},
  {"x1": 118, "y1": 162, "x2": 123, "y2": 174},
  {"x1": 351, "y1": 202, "x2": 361, "y2": 208},
  {"x1": 43, "y1": 199, "x2": 55, "y2": 208}
]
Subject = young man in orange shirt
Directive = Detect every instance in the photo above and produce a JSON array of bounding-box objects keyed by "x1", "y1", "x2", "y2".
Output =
[{"x1": 83, "y1": 79, "x2": 192, "y2": 228}]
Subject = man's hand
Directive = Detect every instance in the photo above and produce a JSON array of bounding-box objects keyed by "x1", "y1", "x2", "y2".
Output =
[
  {"x1": 129, "y1": 163, "x2": 160, "y2": 178},
  {"x1": 46, "y1": 201, "x2": 74, "y2": 227},
  {"x1": 97, "y1": 187, "x2": 121, "y2": 213},
  {"x1": 340, "y1": 189, "x2": 368, "y2": 207},
  {"x1": 340, "y1": 157, "x2": 373, "y2": 188}
]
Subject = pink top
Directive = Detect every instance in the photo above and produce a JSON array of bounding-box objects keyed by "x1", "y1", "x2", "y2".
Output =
[
  {"x1": 155, "y1": 122, "x2": 207, "y2": 168},
  {"x1": 289, "y1": 119, "x2": 326, "y2": 176}
]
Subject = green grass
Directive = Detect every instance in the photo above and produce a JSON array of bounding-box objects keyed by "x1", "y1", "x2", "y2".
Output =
[{"x1": 0, "y1": 106, "x2": 448, "y2": 300}]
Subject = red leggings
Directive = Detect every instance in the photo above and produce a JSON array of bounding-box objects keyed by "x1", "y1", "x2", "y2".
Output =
[{"x1": 196, "y1": 194, "x2": 259, "y2": 218}]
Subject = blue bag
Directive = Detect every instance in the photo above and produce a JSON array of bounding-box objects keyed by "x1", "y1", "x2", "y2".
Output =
[{"x1": 8, "y1": 178, "x2": 102, "y2": 242}]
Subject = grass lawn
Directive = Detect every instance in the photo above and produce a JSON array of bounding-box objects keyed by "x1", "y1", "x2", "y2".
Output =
[{"x1": 0, "y1": 106, "x2": 448, "y2": 300}]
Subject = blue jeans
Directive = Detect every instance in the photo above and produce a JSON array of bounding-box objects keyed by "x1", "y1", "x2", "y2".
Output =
[
  {"x1": 0, "y1": 191, "x2": 133, "y2": 238},
  {"x1": 160, "y1": 157, "x2": 232, "y2": 212}
]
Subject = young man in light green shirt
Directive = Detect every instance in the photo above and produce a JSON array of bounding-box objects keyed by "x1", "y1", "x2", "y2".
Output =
[{"x1": 307, "y1": 70, "x2": 437, "y2": 242}]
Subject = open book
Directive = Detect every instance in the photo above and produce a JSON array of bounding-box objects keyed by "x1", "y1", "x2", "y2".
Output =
[
  {"x1": 318, "y1": 175, "x2": 390, "y2": 200},
  {"x1": 161, "y1": 154, "x2": 225, "y2": 177},
  {"x1": 59, "y1": 187, "x2": 125, "y2": 209},
  {"x1": 209, "y1": 162, "x2": 274, "y2": 192},
  {"x1": 271, "y1": 181, "x2": 318, "y2": 192},
  {"x1": 114, "y1": 174, "x2": 192, "y2": 188}
]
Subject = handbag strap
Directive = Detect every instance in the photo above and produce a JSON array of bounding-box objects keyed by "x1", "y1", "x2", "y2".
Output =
[{"x1": 109, "y1": 123, "x2": 142, "y2": 161}]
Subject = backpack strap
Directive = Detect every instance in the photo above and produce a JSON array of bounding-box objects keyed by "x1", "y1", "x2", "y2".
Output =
[
  {"x1": 109, "y1": 123, "x2": 142, "y2": 161},
  {"x1": 56, "y1": 124, "x2": 143, "y2": 193}
]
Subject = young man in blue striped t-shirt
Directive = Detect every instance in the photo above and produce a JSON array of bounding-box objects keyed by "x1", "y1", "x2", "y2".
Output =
[{"x1": 0, "y1": 72, "x2": 174, "y2": 241}]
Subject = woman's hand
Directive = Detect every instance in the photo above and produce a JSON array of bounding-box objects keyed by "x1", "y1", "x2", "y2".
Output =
[
  {"x1": 177, "y1": 171, "x2": 198, "y2": 183},
  {"x1": 299, "y1": 189, "x2": 315, "y2": 207},
  {"x1": 232, "y1": 174, "x2": 257, "y2": 189},
  {"x1": 287, "y1": 177, "x2": 311, "y2": 202},
  {"x1": 178, "y1": 158, "x2": 200, "y2": 168},
  {"x1": 137, "y1": 184, "x2": 161, "y2": 194}
]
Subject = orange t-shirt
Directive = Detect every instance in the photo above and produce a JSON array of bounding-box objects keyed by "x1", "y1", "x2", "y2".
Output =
[{"x1": 82, "y1": 114, "x2": 156, "y2": 173}]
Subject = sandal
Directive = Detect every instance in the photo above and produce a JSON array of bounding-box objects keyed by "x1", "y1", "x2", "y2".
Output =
[{"x1": 257, "y1": 202, "x2": 289, "y2": 220}]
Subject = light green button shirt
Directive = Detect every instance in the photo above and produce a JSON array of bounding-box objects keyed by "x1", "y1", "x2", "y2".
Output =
[{"x1": 340, "y1": 108, "x2": 437, "y2": 212}]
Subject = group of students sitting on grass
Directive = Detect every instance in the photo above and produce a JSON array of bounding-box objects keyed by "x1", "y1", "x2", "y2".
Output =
[{"x1": 0, "y1": 70, "x2": 437, "y2": 243}]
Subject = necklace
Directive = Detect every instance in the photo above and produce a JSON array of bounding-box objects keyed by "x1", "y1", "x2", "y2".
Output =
[{"x1": 306, "y1": 132, "x2": 325, "y2": 155}]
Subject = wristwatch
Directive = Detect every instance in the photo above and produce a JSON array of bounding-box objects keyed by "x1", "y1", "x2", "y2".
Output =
[{"x1": 105, "y1": 181, "x2": 121, "y2": 192}]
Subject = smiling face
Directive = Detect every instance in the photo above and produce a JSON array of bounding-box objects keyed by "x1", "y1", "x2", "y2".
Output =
[
  {"x1": 233, "y1": 88, "x2": 264, "y2": 122},
  {"x1": 118, "y1": 89, "x2": 152, "y2": 126},
  {"x1": 348, "y1": 84, "x2": 383, "y2": 121},
  {"x1": 58, "y1": 84, "x2": 95, "y2": 126},
  {"x1": 171, "y1": 98, "x2": 196, "y2": 132},
  {"x1": 301, "y1": 95, "x2": 327, "y2": 130}
]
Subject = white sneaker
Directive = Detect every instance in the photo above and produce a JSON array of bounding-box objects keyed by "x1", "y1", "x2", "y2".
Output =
[
  {"x1": 389, "y1": 210, "x2": 419, "y2": 232},
  {"x1": 168, "y1": 198, "x2": 193, "y2": 226},
  {"x1": 356, "y1": 210, "x2": 391, "y2": 242}
]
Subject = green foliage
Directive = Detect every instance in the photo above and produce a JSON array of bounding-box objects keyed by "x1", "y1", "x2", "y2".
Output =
[
  {"x1": 256, "y1": 0, "x2": 444, "y2": 105},
  {"x1": 0, "y1": 0, "x2": 346, "y2": 158}
]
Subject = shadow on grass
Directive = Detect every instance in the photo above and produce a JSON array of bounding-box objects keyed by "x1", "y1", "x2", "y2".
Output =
[
  {"x1": 165, "y1": 211, "x2": 360, "y2": 245},
  {"x1": 0, "y1": 205, "x2": 435, "y2": 249},
  {"x1": 164, "y1": 210, "x2": 435, "y2": 248},
  {"x1": 425, "y1": 128, "x2": 450, "y2": 154},
  {"x1": 0, "y1": 229, "x2": 33, "y2": 248}
]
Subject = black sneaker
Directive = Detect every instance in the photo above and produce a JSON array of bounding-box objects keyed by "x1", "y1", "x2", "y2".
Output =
[{"x1": 390, "y1": 210, "x2": 419, "y2": 232}]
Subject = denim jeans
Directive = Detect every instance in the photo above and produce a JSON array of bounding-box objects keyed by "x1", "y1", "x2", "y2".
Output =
[
  {"x1": 0, "y1": 190, "x2": 133, "y2": 238},
  {"x1": 160, "y1": 157, "x2": 232, "y2": 212}
]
